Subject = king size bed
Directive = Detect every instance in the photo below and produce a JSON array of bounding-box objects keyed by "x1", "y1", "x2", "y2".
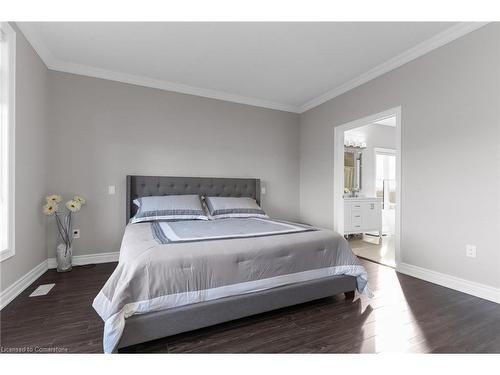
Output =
[{"x1": 92, "y1": 175, "x2": 370, "y2": 353}]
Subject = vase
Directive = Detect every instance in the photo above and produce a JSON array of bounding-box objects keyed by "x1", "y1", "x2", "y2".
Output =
[{"x1": 56, "y1": 243, "x2": 73, "y2": 272}]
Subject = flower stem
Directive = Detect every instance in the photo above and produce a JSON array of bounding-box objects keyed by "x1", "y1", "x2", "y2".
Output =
[
  {"x1": 67, "y1": 212, "x2": 72, "y2": 250},
  {"x1": 55, "y1": 212, "x2": 70, "y2": 251}
]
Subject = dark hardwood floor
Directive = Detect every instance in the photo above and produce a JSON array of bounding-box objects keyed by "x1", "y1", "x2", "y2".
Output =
[{"x1": 1, "y1": 259, "x2": 499, "y2": 353}]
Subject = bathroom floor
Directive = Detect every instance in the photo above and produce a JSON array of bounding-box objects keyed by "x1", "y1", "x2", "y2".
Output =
[{"x1": 349, "y1": 234, "x2": 395, "y2": 268}]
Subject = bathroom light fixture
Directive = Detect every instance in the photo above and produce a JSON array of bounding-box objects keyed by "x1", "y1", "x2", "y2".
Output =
[{"x1": 344, "y1": 138, "x2": 367, "y2": 148}]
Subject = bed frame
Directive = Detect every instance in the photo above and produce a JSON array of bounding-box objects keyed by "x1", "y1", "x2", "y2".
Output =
[{"x1": 118, "y1": 175, "x2": 357, "y2": 351}]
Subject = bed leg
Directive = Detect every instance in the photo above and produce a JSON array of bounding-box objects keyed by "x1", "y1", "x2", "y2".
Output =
[{"x1": 344, "y1": 290, "x2": 355, "y2": 300}]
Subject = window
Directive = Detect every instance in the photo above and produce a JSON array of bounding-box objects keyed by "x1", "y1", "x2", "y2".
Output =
[
  {"x1": 375, "y1": 148, "x2": 396, "y2": 210},
  {"x1": 0, "y1": 22, "x2": 15, "y2": 262}
]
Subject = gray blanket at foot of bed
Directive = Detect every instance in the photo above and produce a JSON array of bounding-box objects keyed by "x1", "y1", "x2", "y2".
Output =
[{"x1": 93, "y1": 219, "x2": 370, "y2": 353}]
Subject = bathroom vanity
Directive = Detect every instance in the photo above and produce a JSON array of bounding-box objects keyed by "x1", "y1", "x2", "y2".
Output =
[{"x1": 344, "y1": 197, "x2": 383, "y2": 237}]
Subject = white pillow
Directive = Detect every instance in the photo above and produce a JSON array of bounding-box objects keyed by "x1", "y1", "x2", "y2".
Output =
[
  {"x1": 204, "y1": 196, "x2": 267, "y2": 220},
  {"x1": 130, "y1": 195, "x2": 208, "y2": 224}
]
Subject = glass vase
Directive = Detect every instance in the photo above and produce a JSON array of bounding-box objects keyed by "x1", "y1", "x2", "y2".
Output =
[{"x1": 56, "y1": 243, "x2": 73, "y2": 272}]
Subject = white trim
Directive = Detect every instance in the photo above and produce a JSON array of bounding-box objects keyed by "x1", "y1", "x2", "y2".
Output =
[
  {"x1": 16, "y1": 22, "x2": 488, "y2": 114},
  {"x1": 0, "y1": 249, "x2": 15, "y2": 262},
  {"x1": 12, "y1": 22, "x2": 56, "y2": 67},
  {"x1": 0, "y1": 251, "x2": 119, "y2": 309},
  {"x1": 0, "y1": 260, "x2": 48, "y2": 310},
  {"x1": 159, "y1": 218, "x2": 306, "y2": 242},
  {"x1": 373, "y1": 147, "x2": 396, "y2": 156},
  {"x1": 0, "y1": 22, "x2": 16, "y2": 262},
  {"x1": 333, "y1": 107, "x2": 402, "y2": 267},
  {"x1": 49, "y1": 60, "x2": 300, "y2": 113},
  {"x1": 15, "y1": 23, "x2": 299, "y2": 114},
  {"x1": 47, "y1": 251, "x2": 119, "y2": 269},
  {"x1": 299, "y1": 22, "x2": 489, "y2": 112},
  {"x1": 398, "y1": 263, "x2": 500, "y2": 304}
]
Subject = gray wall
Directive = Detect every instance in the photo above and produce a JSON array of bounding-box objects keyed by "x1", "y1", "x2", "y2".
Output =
[
  {"x1": 3, "y1": 22, "x2": 499, "y2": 297},
  {"x1": 0, "y1": 24, "x2": 49, "y2": 291},
  {"x1": 300, "y1": 24, "x2": 499, "y2": 288},
  {"x1": 47, "y1": 72, "x2": 300, "y2": 257}
]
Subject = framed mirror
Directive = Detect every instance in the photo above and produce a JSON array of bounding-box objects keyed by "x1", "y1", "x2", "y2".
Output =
[{"x1": 344, "y1": 149, "x2": 362, "y2": 193}]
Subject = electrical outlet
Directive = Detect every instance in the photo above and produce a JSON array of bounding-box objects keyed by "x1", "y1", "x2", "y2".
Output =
[
  {"x1": 466, "y1": 244, "x2": 476, "y2": 258},
  {"x1": 73, "y1": 229, "x2": 80, "y2": 239}
]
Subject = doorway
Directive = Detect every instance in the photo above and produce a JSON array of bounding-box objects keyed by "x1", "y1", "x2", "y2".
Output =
[{"x1": 333, "y1": 107, "x2": 401, "y2": 269}]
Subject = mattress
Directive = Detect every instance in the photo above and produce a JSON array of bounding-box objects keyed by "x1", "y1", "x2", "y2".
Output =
[{"x1": 93, "y1": 218, "x2": 370, "y2": 353}]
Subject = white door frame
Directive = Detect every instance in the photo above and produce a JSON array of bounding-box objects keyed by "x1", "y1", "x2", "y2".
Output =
[{"x1": 333, "y1": 106, "x2": 402, "y2": 269}]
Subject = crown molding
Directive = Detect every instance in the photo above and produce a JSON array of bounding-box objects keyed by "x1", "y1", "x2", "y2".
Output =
[
  {"x1": 299, "y1": 22, "x2": 490, "y2": 113},
  {"x1": 17, "y1": 22, "x2": 489, "y2": 115},
  {"x1": 16, "y1": 22, "x2": 57, "y2": 66},
  {"x1": 48, "y1": 59, "x2": 301, "y2": 113},
  {"x1": 16, "y1": 22, "x2": 300, "y2": 113}
]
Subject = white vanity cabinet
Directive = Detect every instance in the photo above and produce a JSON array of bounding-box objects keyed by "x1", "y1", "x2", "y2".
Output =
[{"x1": 344, "y1": 197, "x2": 382, "y2": 236}]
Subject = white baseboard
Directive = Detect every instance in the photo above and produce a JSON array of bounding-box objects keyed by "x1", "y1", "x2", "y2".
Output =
[
  {"x1": 0, "y1": 259, "x2": 49, "y2": 310},
  {"x1": 398, "y1": 262, "x2": 500, "y2": 304},
  {"x1": 3, "y1": 254, "x2": 498, "y2": 311},
  {"x1": 1, "y1": 251, "x2": 119, "y2": 310},
  {"x1": 47, "y1": 251, "x2": 119, "y2": 269}
]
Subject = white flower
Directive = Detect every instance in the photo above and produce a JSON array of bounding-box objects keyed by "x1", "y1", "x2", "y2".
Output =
[
  {"x1": 65, "y1": 200, "x2": 81, "y2": 212},
  {"x1": 73, "y1": 195, "x2": 86, "y2": 205},
  {"x1": 43, "y1": 202, "x2": 58, "y2": 216},
  {"x1": 46, "y1": 194, "x2": 62, "y2": 203}
]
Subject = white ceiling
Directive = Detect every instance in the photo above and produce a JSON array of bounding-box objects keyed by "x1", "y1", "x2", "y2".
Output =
[
  {"x1": 18, "y1": 22, "x2": 486, "y2": 113},
  {"x1": 374, "y1": 117, "x2": 396, "y2": 127}
]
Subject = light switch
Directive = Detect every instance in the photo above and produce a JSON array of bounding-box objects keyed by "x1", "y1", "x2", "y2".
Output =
[
  {"x1": 108, "y1": 185, "x2": 116, "y2": 195},
  {"x1": 261, "y1": 186, "x2": 267, "y2": 195}
]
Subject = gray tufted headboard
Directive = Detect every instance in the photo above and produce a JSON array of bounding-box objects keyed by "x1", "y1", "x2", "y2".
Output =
[{"x1": 126, "y1": 175, "x2": 261, "y2": 224}]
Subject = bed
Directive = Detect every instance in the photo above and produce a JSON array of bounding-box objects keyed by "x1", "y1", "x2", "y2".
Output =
[{"x1": 92, "y1": 175, "x2": 370, "y2": 353}]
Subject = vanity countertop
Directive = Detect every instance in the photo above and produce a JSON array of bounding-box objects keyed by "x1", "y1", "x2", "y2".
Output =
[{"x1": 343, "y1": 196, "x2": 382, "y2": 201}]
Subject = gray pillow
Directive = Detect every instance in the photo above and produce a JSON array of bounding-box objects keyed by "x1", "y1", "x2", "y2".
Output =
[
  {"x1": 204, "y1": 196, "x2": 267, "y2": 219},
  {"x1": 131, "y1": 195, "x2": 207, "y2": 224}
]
